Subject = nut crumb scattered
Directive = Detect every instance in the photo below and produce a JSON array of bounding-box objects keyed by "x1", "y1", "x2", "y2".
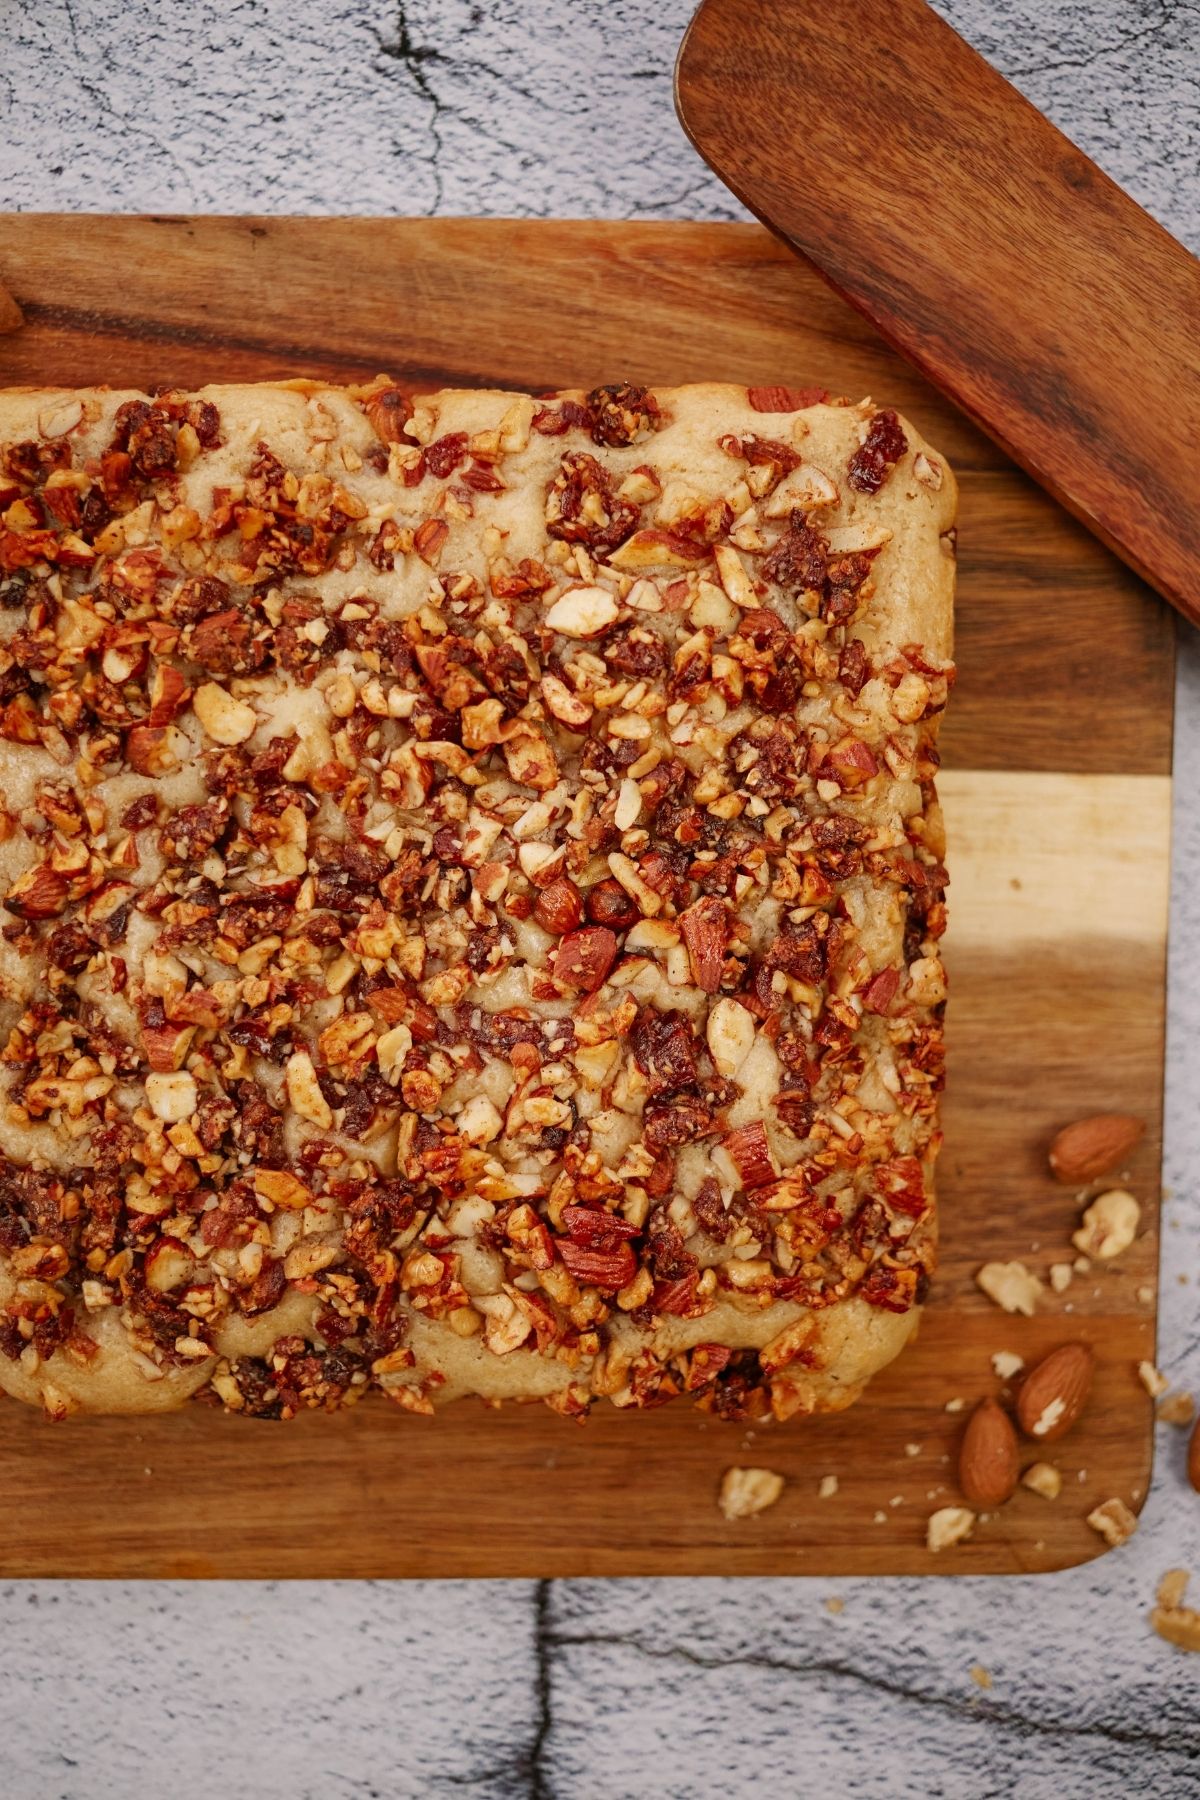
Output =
[
  {"x1": 1138, "y1": 1361, "x2": 1169, "y2": 1399},
  {"x1": 1049, "y1": 1262, "x2": 1073, "y2": 1294},
  {"x1": 1021, "y1": 1461, "x2": 1062, "y2": 1500},
  {"x1": 1087, "y1": 1497, "x2": 1138, "y2": 1548},
  {"x1": 1073, "y1": 1189, "x2": 1140, "y2": 1261},
  {"x1": 976, "y1": 1261, "x2": 1043, "y2": 1316},
  {"x1": 1157, "y1": 1391, "x2": 1195, "y2": 1427},
  {"x1": 1150, "y1": 1570, "x2": 1200, "y2": 1653},
  {"x1": 904, "y1": 1441, "x2": 923, "y2": 1457},
  {"x1": 927, "y1": 1506, "x2": 976, "y2": 1552},
  {"x1": 1158, "y1": 1569, "x2": 1190, "y2": 1610},
  {"x1": 817, "y1": 1474, "x2": 839, "y2": 1500},
  {"x1": 824, "y1": 1596, "x2": 845, "y2": 1615},
  {"x1": 719, "y1": 1466, "x2": 784, "y2": 1521},
  {"x1": 1136, "y1": 1283, "x2": 1154, "y2": 1304},
  {"x1": 873, "y1": 1509, "x2": 888, "y2": 1524},
  {"x1": 944, "y1": 1397, "x2": 965, "y2": 1413},
  {"x1": 969, "y1": 1663, "x2": 992, "y2": 1690},
  {"x1": 991, "y1": 1351, "x2": 1024, "y2": 1380}
]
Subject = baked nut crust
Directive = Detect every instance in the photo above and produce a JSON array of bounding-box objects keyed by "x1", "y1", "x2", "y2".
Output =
[{"x1": 0, "y1": 379, "x2": 954, "y2": 1421}]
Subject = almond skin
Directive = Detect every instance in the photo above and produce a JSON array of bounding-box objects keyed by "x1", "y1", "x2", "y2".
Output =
[
  {"x1": 1048, "y1": 1113, "x2": 1144, "y2": 1185},
  {"x1": 1188, "y1": 1416, "x2": 1200, "y2": 1495},
  {"x1": 959, "y1": 1397, "x2": 1020, "y2": 1508},
  {"x1": 1016, "y1": 1342, "x2": 1095, "y2": 1442}
]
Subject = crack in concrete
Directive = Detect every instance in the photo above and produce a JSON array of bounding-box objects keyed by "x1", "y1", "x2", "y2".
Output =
[
  {"x1": 545, "y1": 1626, "x2": 1200, "y2": 1762},
  {"x1": 373, "y1": 0, "x2": 445, "y2": 212},
  {"x1": 1005, "y1": 0, "x2": 1185, "y2": 80}
]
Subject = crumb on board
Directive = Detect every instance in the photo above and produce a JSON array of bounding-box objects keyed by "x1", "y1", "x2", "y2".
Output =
[
  {"x1": 991, "y1": 1351, "x2": 1024, "y2": 1380},
  {"x1": 976, "y1": 1261, "x2": 1043, "y2": 1316},
  {"x1": 719, "y1": 1467, "x2": 785, "y2": 1521},
  {"x1": 1021, "y1": 1462, "x2": 1062, "y2": 1500},
  {"x1": 927, "y1": 1506, "x2": 975, "y2": 1552},
  {"x1": 1138, "y1": 1361, "x2": 1169, "y2": 1398},
  {"x1": 1087, "y1": 1498, "x2": 1138, "y2": 1548},
  {"x1": 817, "y1": 1475, "x2": 839, "y2": 1500}
]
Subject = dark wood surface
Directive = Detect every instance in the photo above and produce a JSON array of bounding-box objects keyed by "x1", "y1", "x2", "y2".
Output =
[
  {"x1": 0, "y1": 216, "x2": 1174, "y2": 1576},
  {"x1": 675, "y1": 0, "x2": 1200, "y2": 632}
]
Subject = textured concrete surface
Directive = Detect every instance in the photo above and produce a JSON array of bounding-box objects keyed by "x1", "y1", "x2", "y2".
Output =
[{"x1": 1, "y1": 2, "x2": 1199, "y2": 1796}]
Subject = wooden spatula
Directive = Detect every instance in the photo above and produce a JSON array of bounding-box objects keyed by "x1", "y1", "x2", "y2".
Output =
[{"x1": 676, "y1": 0, "x2": 1200, "y2": 629}]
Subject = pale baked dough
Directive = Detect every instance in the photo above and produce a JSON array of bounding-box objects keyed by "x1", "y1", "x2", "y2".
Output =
[{"x1": 0, "y1": 378, "x2": 954, "y2": 1421}]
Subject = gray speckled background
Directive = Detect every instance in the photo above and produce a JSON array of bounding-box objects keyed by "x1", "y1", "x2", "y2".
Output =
[{"x1": 1, "y1": 3, "x2": 1199, "y2": 1795}]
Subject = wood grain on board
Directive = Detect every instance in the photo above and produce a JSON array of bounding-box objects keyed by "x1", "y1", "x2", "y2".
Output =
[
  {"x1": 675, "y1": 0, "x2": 1200, "y2": 631},
  {"x1": 0, "y1": 216, "x2": 1174, "y2": 1577}
]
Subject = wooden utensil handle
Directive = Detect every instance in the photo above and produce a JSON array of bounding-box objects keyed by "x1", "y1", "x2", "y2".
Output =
[{"x1": 676, "y1": 0, "x2": 1200, "y2": 629}]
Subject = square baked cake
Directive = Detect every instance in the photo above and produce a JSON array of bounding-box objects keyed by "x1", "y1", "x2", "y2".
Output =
[{"x1": 0, "y1": 378, "x2": 954, "y2": 1420}]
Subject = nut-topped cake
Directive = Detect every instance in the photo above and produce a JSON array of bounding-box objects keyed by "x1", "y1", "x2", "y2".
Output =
[{"x1": 0, "y1": 377, "x2": 955, "y2": 1421}]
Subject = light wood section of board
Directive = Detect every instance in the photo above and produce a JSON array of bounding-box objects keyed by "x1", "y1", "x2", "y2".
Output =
[{"x1": 940, "y1": 770, "x2": 1171, "y2": 949}]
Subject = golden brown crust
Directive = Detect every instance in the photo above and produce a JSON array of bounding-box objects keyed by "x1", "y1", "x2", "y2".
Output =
[{"x1": 0, "y1": 378, "x2": 954, "y2": 1422}]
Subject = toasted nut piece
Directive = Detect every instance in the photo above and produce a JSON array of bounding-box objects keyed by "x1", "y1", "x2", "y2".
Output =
[
  {"x1": 143, "y1": 1236, "x2": 196, "y2": 1293},
  {"x1": 1016, "y1": 1342, "x2": 1094, "y2": 1441},
  {"x1": 456, "y1": 1095, "x2": 503, "y2": 1145},
  {"x1": 1021, "y1": 1461, "x2": 1062, "y2": 1500},
  {"x1": 706, "y1": 997, "x2": 756, "y2": 1077},
  {"x1": 1189, "y1": 1416, "x2": 1200, "y2": 1494},
  {"x1": 1150, "y1": 1571, "x2": 1200, "y2": 1653},
  {"x1": 254, "y1": 1168, "x2": 314, "y2": 1211},
  {"x1": 991, "y1": 1351, "x2": 1025, "y2": 1380},
  {"x1": 958, "y1": 1397, "x2": 1019, "y2": 1508},
  {"x1": 544, "y1": 584, "x2": 620, "y2": 638},
  {"x1": 1138, "y1": 1360, "x2": 1169, "y2": 1398},
  {"x1": 1087, "y1": 1497, "x2": 1138, "y2": 1548},
  {"x1": 926, "y1": 1506, "x2": 975, "y2": 1552},
  {"x1": 1073, "y1": 1189, "x2": 1140, "y2": 1261},
  {"x1": 976, "y1": 1260, "x2": 1043, "y2": 1316},
  {"x1": 1049, "y1": 1112, "x2": 1143, "y2": 1184},
  {"x1": 193, "y1": 681, "x2": 257, "y2": 745},
  {"x1": 1158, "y1": 1391, "x2": 1196, "y2": 1427},
  {"x1": 144, "y1": 1070, "x2": 197, "y2": 1123},
  {"x1": 718, "y1": 1466, "x2": 785, "y2": 1520},
  {"x1": 285, "y1": 1048, "x2": 333, "y2": 1129}
]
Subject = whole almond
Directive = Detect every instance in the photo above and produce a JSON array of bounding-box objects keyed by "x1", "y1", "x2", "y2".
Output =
[
  {"x1": 1048, "y1": 1113, "x2": 1143, "y2": 1185},
  {"x1": 1016, "y1": 1342, "x2": 1094, "y2": 1442},
  {"x1": 958, "y1": 1397, "x2": 1020, "y2": 1508},
  {"x1": 1188, "y1": 1416, "x2": 1200, "y2": 1495}
]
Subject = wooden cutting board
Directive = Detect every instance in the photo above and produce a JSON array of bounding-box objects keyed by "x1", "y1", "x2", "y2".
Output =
[{"x1": 0, "y1": 216, "x2": 1173, "y2": 1577}]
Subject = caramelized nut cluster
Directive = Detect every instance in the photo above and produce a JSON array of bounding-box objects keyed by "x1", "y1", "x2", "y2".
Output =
[{"x1": 0, "y1": 378, "x2": 954, "y2": 1422}]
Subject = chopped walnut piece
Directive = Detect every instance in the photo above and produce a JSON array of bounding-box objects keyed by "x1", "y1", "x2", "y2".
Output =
[
  {"x1": 1087, "y1": 1498, "x2": 1138, "y2": 1548},
  {"x1": 1157, "y1": 1391, "x2": 1196, "y2": 1427},
  {"x1": 926, "y1": 1507, "x2": 975, "y2": 1552},
  {"x1": 976, "y1": 1261, "x2": 1044, "y2": 1317},
  {"x1": 1150, "y1": 1571, "x2": 1200, "y2": 1654},
  {"x1": 719, "y1": 1466, "x2": 785, "y2": 1520},
  {"x1": 1021, "y1": 1462, "x2": 1062, "y2": 1500},
  {"x1": 1073, "y1": 1189, "x2": 1140, "y2": 1261}
]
